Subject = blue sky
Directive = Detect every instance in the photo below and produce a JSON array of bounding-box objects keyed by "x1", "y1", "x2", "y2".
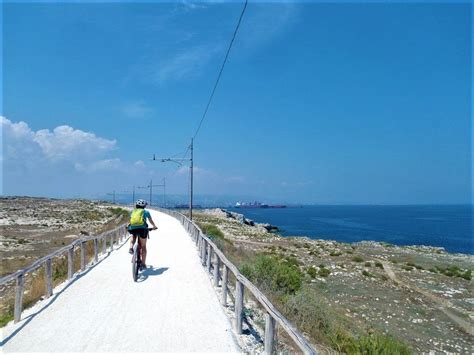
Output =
[{"x1": 1, "y1": 1, "x2": 472, "y2": 204}]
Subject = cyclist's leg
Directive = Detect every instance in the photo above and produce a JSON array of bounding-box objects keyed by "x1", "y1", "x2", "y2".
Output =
[
  {"x1": 129, "y1": 234, "x2": 137, "y2": 250},
  {"x1": 139, "y1": 231, "x2": 148, "y2": 266}
]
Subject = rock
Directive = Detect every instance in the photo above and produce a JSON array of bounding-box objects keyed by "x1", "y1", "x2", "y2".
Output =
[
  {"x1": 260, "y1": 223, "x2": 279, "y2": 233},
  {"x1": 244, "y1": 218, "x2": 255, "y2": 226}
]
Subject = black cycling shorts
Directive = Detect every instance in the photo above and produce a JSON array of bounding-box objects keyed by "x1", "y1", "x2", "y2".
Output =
[{"x1": 130, "y1": 228, "x2": 148, "y2": 239}]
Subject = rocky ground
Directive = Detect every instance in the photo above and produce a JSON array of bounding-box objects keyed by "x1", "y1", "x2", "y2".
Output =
[
  {"x1": 0, "y1": 196, "x2": 129, "y2": 277},
  {"x1": 194, "y1": 208, "x2": 473, "y2": 354}
]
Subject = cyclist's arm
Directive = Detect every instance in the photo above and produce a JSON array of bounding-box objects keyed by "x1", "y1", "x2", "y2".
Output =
[{"x1": 147, "y1": 216, "x2": 157, "y2": 229}]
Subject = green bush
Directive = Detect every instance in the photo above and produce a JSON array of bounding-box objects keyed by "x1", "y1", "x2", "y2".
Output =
[
  {"x1": 281, "y1": 286, "x2": 411, "y2": 354},
  {"x1": 362, "y1": 270, "x2": 374, "y2": 278},
  {"x1": 0, "y1": 305, "x2": 14, "y2": 327},
  {"x1": 352, "y1": 256, "x2": 364, "y2": 263},
  {"x1": 197, "y1": 223, "x2": 233, "y2": 251},
  {"x1": 353, "y1": 333, "x2": 411, "y2": 354},
  {"x1": 364, "y1": 262, "x2": 371, "y2": 267},
  {"x1": 318, "y1": 267, "x2": 331, "y2": 277},
  {"x1": 402, "y1": 266, "x2": 413, "y2": 271},
  {"x1": 307, "y1": 266, "x2": 317, "y2": 278},
  {"x1": 375, "y1": 262, "x2": 384, "y2": 269},
  {"x1": 461, "y1": 270, "x2": 471, "y2": 280},
  {"x1": 200, "y1": 223, "x2": 224, "y2": 239},
  {"x1": 240, "y1": 254, "x2": 302, "y2": 294},
  {"x1": 330, "y1": 251, "x2": 342, "y2": 256}
]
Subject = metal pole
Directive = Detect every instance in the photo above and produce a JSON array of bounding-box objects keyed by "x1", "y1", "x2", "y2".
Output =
[
  {"x1": 150, "y1": 179, "x2": 152, "y2": 206},
  {"x1": 190, "y1": 138, "x2": 193, "y2": 220},
  {"x1": 163, "y1": 178, "x2": 166, "y2": 208}
]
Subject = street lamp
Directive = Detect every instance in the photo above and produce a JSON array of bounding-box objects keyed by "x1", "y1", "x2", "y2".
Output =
[{"x1": 153, "y1": 138, "x2": 194, "y2": 220}]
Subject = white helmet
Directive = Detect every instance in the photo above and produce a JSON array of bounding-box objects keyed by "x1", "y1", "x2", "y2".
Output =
[{"x1": 135, "y1": 199, "x2": 147, "y2": 208}]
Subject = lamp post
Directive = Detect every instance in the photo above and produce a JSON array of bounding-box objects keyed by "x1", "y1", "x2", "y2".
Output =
[{"x1": 153, "y1": 138, "x2": 193, "y2": 219}]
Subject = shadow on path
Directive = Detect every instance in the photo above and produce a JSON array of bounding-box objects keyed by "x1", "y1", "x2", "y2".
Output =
[{"x1": 137, "y1": 267, "x2": 169, "y2": 282}]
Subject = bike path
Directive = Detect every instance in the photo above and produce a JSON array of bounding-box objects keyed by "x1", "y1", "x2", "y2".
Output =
[{"x1": 1, "y1": 210, "x2": 239, "y2": 352}]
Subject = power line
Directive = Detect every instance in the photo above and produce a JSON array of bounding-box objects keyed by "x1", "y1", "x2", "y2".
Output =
[{"x1": 192, "y1": 0, "x2": 248, "y2": 141}]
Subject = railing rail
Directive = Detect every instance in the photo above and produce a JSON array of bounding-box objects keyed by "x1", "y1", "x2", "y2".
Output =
[
  {"x1": 0, "y1": 223, "x2": 128, "y2": 323},
  {"x1": 158, "y1": 208, "x2": 317, "y2": 355}
]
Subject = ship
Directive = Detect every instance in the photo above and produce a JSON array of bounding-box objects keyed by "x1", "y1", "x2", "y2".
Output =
[{"x1": 235, "y1": 201, "x2": 286, "y2": 208}]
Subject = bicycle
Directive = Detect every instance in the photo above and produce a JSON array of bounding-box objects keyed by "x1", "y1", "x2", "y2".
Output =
[{"x1": 131, "y1": 227, "x2": 155, "y2": 282}]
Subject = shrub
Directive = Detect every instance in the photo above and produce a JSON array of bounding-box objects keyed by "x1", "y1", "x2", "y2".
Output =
[
  {"x1": 428, "y1": 268, "x2": 437, "y2": 273},
  {"x1": 0, "y1": 305, "x2": 14, "y2": 327},
  {"x1": 375, "y1": 262, "x2": 384, "y2": 269},
  {"x1": 307, "y1": 266, "x2": 317, "y2": 278},
  {"x1": 364, "y1": 262, "x2": 371, "y2": 267},
  {"x1": 330, "y1": 251, "x2": 342, "y2": 256},
  {"x1": 402, "y1": 266, "x2": 413, "y2": 271},
  {"x1": 240, "y1": 254, "x2": 302, "y2": 294},
  {"x1": 352, "y1": 256, "x2": 364, "y2": 263},
  {"x1": 362, "y1": 270, "x2": 374, "y2": 278},
  {"x1": 197, "y1": 223, "x2": 233, "y2": 251},
  {"x1": 354, "y1": 333, "x2": 411, "y2": 354},
  {"x1": 318, "y1": 267, "x2": 331, "y2": 277},
  {"x1": 461, "y1": 270, "x2": 471, "y2": 280}
]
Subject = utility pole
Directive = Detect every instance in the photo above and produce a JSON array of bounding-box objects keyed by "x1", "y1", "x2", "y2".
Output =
[
  {"x1": 106, "y1": 190, "x2": 116, "y2": 204},
  {"x1": 122, "y1": 186, "x2": 136, "y2": 206},
  {"x1": 190, "y1": 138, "x2": 193, "y2": 220},
  {"x1": 152, "y1": 138, "x2": 193, "y2": 219},
  {"x1": 138, "y1": 179, "x2": 164, "y2": 207}
]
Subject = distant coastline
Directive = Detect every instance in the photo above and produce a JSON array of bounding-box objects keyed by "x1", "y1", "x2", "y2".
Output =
[{"x1": 226, "y1": 205, "x2": 473, "y2": 255}]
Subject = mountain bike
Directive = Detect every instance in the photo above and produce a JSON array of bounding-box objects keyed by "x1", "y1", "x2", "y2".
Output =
[{"x1": 131, "y1": 227, "x2": 154, "y2": 282}]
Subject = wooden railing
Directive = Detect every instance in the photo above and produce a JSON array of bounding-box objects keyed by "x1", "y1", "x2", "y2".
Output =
[
  {"x1": 0, "y1": 223, "x2": 128, "y2": 324},
  {"x1": 158, "y1": 208, "x2": 317, "y2": 355}
]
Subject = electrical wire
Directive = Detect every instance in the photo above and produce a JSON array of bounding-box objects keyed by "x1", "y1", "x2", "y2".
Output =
[{"x1": 192, "y1": 0, "x2": 248, "y2": 141}]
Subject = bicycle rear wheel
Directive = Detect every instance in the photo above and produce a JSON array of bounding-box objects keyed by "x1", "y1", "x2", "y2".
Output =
[{"x1": 132, "y1": 244, "x2": 140, "y2": 282}]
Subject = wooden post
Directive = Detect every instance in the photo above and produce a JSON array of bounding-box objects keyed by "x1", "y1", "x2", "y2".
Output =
[
  {"x1": 80, "y1": 242, "x2": 86, "y2": 270},
  {"x1": 221, "y1": 265, "x2": 228, "y2": 306},
  {"x1": 207, "y1": 244, "x2": 212, "y2": 272},
  {"x1": 214, "y1": 256, "x2": 220, "y2": 287},
  {"x1": 201, "y1": 240, "x2": 207, "y2": 266},
  {"x1": 102, "y1": 236, "x2": 107, "y2": 255},
  {"x1": 14, "y1": 273, "x2": 24, "y2": 323},
  {"x1": 45, "y1": 258, "x2": 53, "y2": 298},
  {"x1": 94, "y1": 238, "x2": 98, "y2": 263},
  {"x1": 264, "y1": 312, "x2": 276, "y2": 354},
  {"x1": 235, "y1": 280, "x2": 244, "y2": 334},
  {"x1": 67, "y1": 247, "x2": 74, "y2": 280}
]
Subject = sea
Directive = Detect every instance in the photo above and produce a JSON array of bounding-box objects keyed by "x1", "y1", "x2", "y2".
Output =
[{"x1": 227, "y1": 205, "x2": 473, "y2": 255}]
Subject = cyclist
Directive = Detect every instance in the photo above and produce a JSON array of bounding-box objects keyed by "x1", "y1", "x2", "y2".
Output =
[{"x1": 128, "y1": 199, "x2": 157, "y2": 269}]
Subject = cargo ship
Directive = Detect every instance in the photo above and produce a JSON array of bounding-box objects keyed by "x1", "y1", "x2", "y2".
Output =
[{"x1": 235, "y1": 201, "x2": 286, "y2": 208}]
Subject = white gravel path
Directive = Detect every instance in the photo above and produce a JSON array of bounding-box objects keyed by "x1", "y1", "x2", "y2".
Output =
[{"x1": 1, "y1": 210, "x2": 240, "y2": 353}]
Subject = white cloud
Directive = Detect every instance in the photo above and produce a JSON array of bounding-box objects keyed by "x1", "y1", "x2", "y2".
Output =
[
  {"x1": 1, "y1": 116, "x2": 117, "y2": 165},
  {"x1": 154, "y1": 44, "x2": 221, "y2": 84},
  {"x1": 122, "y1": 101, "x2": 154, "y2": 119},
  {"x1": 134, "y1": 160, "x2": 146, "y2": 168},
  {"x1": 75, "y1": 159, "x2": 123, "y2": 173}
]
